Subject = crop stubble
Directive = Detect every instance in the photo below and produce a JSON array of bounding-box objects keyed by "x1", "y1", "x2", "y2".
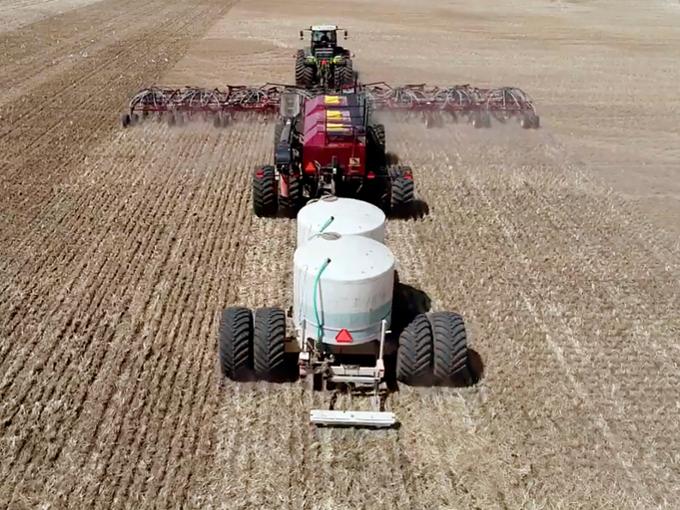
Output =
[{"x1": 2, "y1": 0, "x2": 680, "y2": 508}]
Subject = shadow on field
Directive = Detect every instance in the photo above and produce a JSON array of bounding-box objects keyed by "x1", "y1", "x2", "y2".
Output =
[{"x1": 389, "y1": 199, "x2": 430, "y2": 220}]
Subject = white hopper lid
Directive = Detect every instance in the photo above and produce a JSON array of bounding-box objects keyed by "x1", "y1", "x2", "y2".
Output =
[
  {"x1": 297, "y1": 196, "x2": 386, "y2": 246},
  {"x1": 294, "y1": 232, "x2": 394, "y2": 282}
]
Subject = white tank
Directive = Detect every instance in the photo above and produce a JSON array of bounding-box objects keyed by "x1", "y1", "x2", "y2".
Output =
[
  {"x1": 293, "y1": 232, "x2": 395, "y2": 345},
  {"x1": 296, "y1": 196, "x2": 386, "y2": 247}
]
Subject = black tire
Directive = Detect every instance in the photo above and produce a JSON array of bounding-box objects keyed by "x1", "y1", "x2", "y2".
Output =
[
  {"x1": 295, "y1": 50, "x2": 315, "y2": 89},
  {"x1": 294, "y1": 50, "x2": 308, "y2": 87},
  {"x1": 252, "y1": 165, "x2": 277, "y2": 217},
  {"x1": 337, "y1": 61, "x2": 354, "y2": 88},
  {"x1": 253, "y1": 307, "x2": 287, "y2": 381},
  {"x1": 121, "y1": 113, "x2": 131, "y2": 128},
  {"x1": 218, "y1": 307, "x2": 253, "y2": 381},
  {"x1": 390, "y1": 167, "x2": 415, "y2": 210},
  {"x1": 280, "y1": 174, "x2": 302, "y2": 217},
  {"x1": 371, "y1": 124, "x2": 385, "y2": 150},
  {"x1": 397, "y1": 314, "x2": 433, "y2": 385},
  {"x1": 428, "y1": 311, "x2": 470, "y2": 384}
]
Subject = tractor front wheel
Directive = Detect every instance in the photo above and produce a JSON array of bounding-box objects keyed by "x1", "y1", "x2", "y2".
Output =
[
  {"x1": 218, "y1": 307, "x2": 253, "y2": 381},
  {"x1": 389, "y1": 166, "x2": 415, "y2": 211},
  {"x1": 253, "y1": 307, "x2": 288, "y2": 381},
  {"x1": 252, "y1": 165, "x2": 278, "y2": 217}
]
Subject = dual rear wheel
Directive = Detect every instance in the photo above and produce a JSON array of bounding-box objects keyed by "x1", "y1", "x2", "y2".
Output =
[
  {"x1": 219, "y1": 307, "x2": 471, "y2": 386},
  {"x1": 396, "y1": 311, "x2": 471, "y2": 386},
  {"x1": 218, "y1": 307, "x2": 289, "y2": 382}
]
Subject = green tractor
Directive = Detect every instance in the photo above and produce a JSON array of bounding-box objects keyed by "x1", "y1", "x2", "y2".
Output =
[{"x1": 295, "y1": 25, "x2": 356, "y2": 91}]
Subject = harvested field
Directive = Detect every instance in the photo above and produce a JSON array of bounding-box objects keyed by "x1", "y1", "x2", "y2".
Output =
[{"x1": 1, "y1": 0, "x2": 680, "y2": 508}]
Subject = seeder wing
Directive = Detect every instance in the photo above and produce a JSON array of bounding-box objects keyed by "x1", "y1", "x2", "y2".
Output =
[{"x1": 121, "y1": 82, "x2": 539, "y2": 129}]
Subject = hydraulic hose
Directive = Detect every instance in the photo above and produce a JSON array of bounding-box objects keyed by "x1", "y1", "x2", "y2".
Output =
[
  {"x1": 313, "y1": 258, "x2": 332, "y2": 345},
  {"x1": 318, "y1": 215, "x2": 334, "y2": 234}
]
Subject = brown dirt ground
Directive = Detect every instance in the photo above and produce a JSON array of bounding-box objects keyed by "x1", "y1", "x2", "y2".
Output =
[{"x1": 1, "y1": 0, "x2": 679, "y2": 508}]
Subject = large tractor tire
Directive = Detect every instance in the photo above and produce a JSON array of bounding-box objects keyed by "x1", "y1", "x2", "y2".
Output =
[
  {"x1": 252, "y1": 165, "x2": 277, "y2": 217},
  {"x1": 428, "y1": 311, "x2": 471, "y2": 384},
  {"x1": 397, "y1": 313, "x2": 433, "y2": 385},
  {"x1": 279, "y1": 173, "x2": 302, "y2": 218},
  {"x1": 334, "y1": 60, "x2": 355, "y2": 89},
  {"x1": 389, "y1": 166, "x2": 415, "y2": 210},
  {"x1": 218, "y1": 307, "x2": 253, "y2": 381},
  {"x1": 370, "y1": 124, "x2": 385, "y2": 150},
  {"x1": 295, "y1": 51, "x2": 315, "y2": 88},
  {"x1": 253, "y1": 307, "x2": 288, "y2": 381},
  {"x1": 294, "y1": 50, "x2": 306, "y2": 86}
]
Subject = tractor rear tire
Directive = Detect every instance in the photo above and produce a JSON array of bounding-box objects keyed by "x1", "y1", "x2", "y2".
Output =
[
  {"x1": 428, "y1": 311, "x2": 471, "y2": 385},
  {"x1": 337, "y1": 61, "x2": 354, "y2": 89},
  {"x1": 295, "y1": 50, "x2": 315, "y2": 89},
  {"x1": 295, "y1": 50, "x2": 308, "y2": 87},
  {"x1": 253, "y1": 307, "x2": 287, "y2": 381},
  {"x1": 280, "y1": 174, "x2": 302, "y2": 218},
  {"x1": 252, "y1": 165, "x2": 277, "y2": 217},
  {"x1": 218, "y1": 307, "x2": 253, "y2": 381},
  {"x1": 397, "y1": 313, "x2": 433, "y2": 386},
  {"x1": 371, "y1": 124, "x2": 386, "y2": 150},
  {"x1": 390, "y1": 167, "x2": 415, "y2": 210}
]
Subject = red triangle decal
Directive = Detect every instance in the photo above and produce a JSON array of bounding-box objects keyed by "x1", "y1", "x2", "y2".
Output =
[{"x1": 335, "y1": 328, "x2": 353, "y2": 343}]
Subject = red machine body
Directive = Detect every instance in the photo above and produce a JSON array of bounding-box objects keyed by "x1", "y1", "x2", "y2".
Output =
[
  {"x1": 300, "y1": 94, "x2": 367, "y2": 179},
  {"x1": 250, "y1": 91, "x2": 414, "y2": 218}
]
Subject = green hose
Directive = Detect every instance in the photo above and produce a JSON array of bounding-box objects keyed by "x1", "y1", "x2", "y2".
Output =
[
  {"x1": 313, "y1": 258, "x2": 332, "y2": 345},
  {"x1": 318, "y1": 215, "x2": 334, "y2": 234}
]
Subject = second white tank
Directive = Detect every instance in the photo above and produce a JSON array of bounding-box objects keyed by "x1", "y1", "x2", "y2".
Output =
[
  {"x1": 296, "y1": 196, "x2": 386, "y2": 246},
  {"x1": 293, "y1": 232, "x2": 395, "y2": 345}
]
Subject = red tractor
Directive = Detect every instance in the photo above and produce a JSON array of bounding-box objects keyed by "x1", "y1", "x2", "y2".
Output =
[{"x1": 252, "y1": 92, "x2": 415, "y2": 218}]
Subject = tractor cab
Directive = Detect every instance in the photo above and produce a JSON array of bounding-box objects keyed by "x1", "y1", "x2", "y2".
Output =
[{"x1": 300, "y1": 25, "x2": 348, "y2": 57}]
